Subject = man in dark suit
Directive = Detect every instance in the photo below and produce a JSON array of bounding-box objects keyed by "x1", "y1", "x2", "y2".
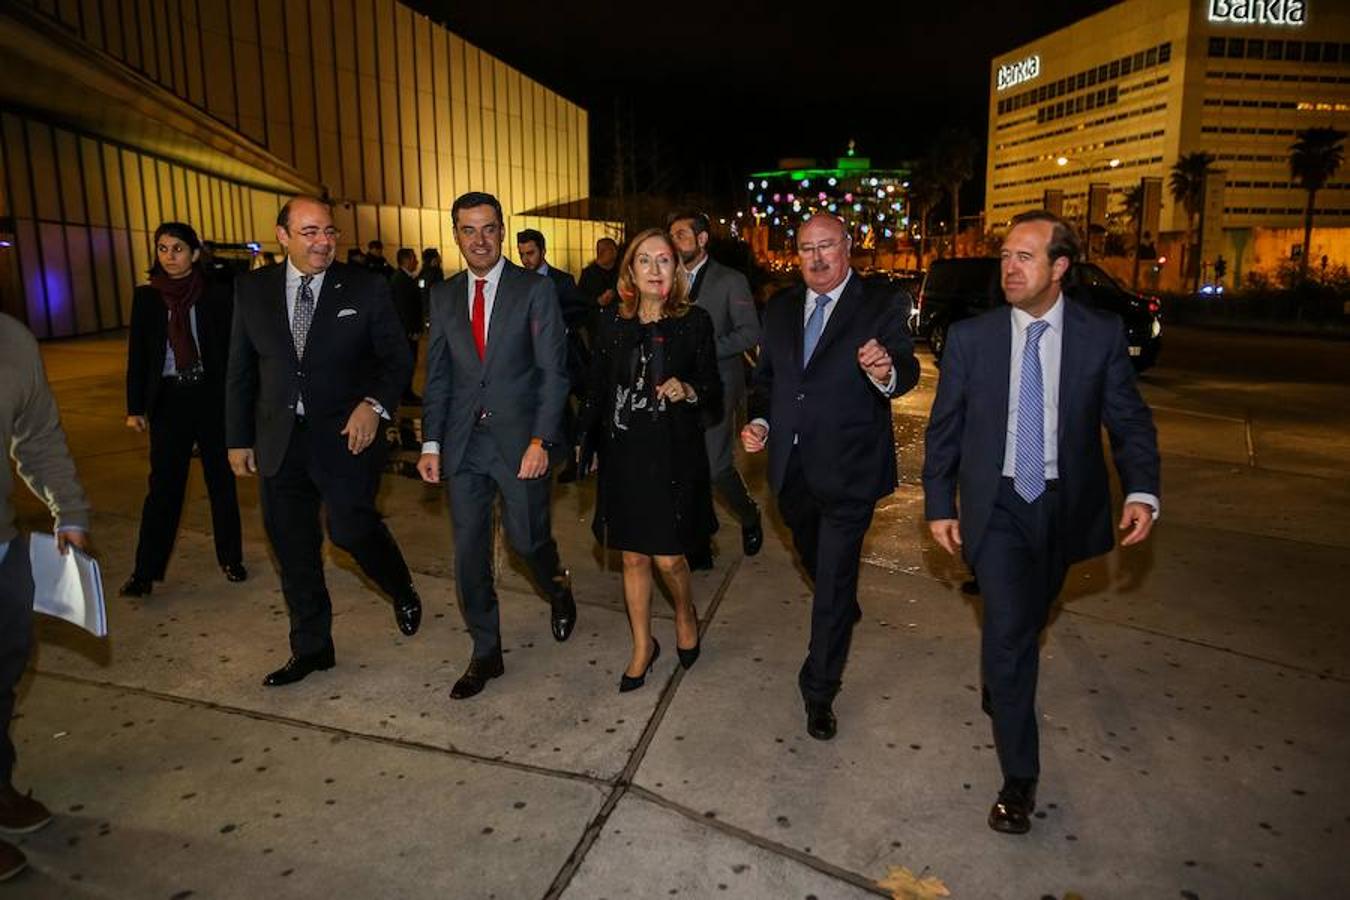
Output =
[
  {"x1": 669, "y1": 211, "x2": 763, "y2": 568},
  {"x1": 517, "y1": 228, "x2": 590, "y2": 483},
  {"x1": 741, "y1": 214, "x2": 920, "y2": 741},
  {"x1": 226, "y1": 195, "x2": 421, "y2": 687},
  {"x1": 416, "y1": 192, "x2": 577, "y2": 700},
  {"x1": 390, "y1": 247, "x2": 424, "y2": 404},
  {"x1": 923, "y1": 210, "x2": 1160, "y2": 834}
]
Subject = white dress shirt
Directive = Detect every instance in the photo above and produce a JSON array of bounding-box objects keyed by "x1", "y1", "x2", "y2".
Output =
[
  {"x1": 420, "y1": 255, "x2": 507, "y2": 456},
  {"x1": 684, "y1": 254, "x2": 708, "y2": 289},
  {"x1": 1002, "y1": 294, "x2": 1159, "y2": 516}
]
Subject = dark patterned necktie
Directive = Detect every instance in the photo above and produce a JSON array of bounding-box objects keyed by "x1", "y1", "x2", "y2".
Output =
[{"x1": 293, "y1": 274, "x2": 315, "y2": 358}]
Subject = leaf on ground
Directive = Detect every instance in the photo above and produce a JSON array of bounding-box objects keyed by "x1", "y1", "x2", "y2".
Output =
[{"x1": 877, "y1": 865, "x2": 952, "y2": 900}]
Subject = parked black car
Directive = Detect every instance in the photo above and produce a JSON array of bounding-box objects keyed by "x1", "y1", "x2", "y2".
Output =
[{"x1": 914, "y1": 258, "x2": 1162, "y2": 371}]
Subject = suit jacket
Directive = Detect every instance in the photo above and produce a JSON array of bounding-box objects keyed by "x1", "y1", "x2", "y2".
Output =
[
  {"x1": 422, "y1": 258, "x2": 569, "y2": 474},
  {"x1": 225, "y1": 261, "x2": 412, "y2": 478},
  {"x1": 126, "y1": 277, "x2": 234, "y2": 417},
  {"x1": 390, "y1": 269, "x2": 424, "y2": 336},
  {"x1": 750, "y1": 272, "x2": 920, "y2": 505},
  {"x1": 690, "y1": 257, "x2": 759, "y2": 402},
  {"x1": 922, "y1": 299, "x2": 1160, "y2": 565}
]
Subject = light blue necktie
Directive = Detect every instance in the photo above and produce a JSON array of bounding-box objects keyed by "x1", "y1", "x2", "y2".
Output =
[
  {"x1": 1014, "y1": 320, "x2": 1051, "y2": 502},
  {"x1": 803, "y1": 293, "x2": 830, "y2": 365}
]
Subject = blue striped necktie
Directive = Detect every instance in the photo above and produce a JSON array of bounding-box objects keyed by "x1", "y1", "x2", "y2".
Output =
[{"x1": 1014, "y1": 319, "x2": 1051, "y2": 502}]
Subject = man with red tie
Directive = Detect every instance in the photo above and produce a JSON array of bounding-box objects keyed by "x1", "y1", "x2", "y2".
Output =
[{"x1": 416, "y1": 192, "x2": 577, "y2": 700}]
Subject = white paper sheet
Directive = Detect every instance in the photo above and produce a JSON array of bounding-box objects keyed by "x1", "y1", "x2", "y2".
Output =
[{"x1": 28, "y1": 533, "x2": 107, "y2": 638}]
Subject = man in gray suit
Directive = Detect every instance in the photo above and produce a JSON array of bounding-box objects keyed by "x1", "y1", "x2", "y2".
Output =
[
  {"x1": 668, "y1": 211, "x2": 763, "y2": 567},
  {"x1": 416, "y1": 192, "x2": 577, "y2": 700}
]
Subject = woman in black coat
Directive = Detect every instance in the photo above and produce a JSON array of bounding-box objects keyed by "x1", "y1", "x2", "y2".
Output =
[
  {"x1": 577, "y1": 228, "x2": 722, "y2": 692},
  {"x1": 120, "y1": 222, "x2": 245, "y2": 596}
]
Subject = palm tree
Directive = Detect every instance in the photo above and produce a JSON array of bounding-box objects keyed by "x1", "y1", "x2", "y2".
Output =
[
  {"x1": 935, "y1": 129, "x2": 978, "y2": 257},
  {"x1": 1122, "y1": 183, "x2": 1145, "y2": 233},
  {"x1": 1289, "y1": 127, "x2": 1347, "y2": 283},
  {"x1": 906, "y1": 158, "x2": 943, "y2": 267},
  {"x1": 1168, "y1": 151, "x2": 1217, "y2": 290}
]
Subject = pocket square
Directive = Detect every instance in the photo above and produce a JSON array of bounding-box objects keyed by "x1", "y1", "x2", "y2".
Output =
[{"x1": 337, "y1": 308, "x2": 358, "y2": 318}]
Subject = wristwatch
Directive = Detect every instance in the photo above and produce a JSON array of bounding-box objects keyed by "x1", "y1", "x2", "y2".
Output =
[
  {"x1": 363, "y1": 398, "x2": 387, "y2": 417},
  {"x1": 531, "y1": 437, "x2": 558, "y2": 451}
]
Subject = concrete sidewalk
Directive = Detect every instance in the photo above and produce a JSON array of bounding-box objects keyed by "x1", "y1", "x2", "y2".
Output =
[{"x1": 6, "y1": 329, "x2": 1349, "y2": 899}]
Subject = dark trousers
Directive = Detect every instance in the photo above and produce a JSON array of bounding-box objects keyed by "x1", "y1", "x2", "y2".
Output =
[
  {"x1": 706, "y1": 389, "x2": 759, "y2": 528},
  {"x1": 971, "y1": 478, "x2": 1069, "y2": 780},
  {"x1": 0, "y1": 536, "x2": 35, "y2": 786},
  {"x1": 448, "y1": 427, "x2": 567, "y2": 659},
  {"x1": 259, "y1": 418, "x2": 413, "y2": 656},
  {"x1": 133, "y1": 380, "x2": 242, "y2": 579},
  {"x1": 777, "y1": 449, "x2": 875, "y2": 704}
]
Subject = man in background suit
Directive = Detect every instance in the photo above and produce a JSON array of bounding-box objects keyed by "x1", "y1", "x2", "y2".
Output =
[
  {"x1": 518, "y1": 228, "x2": 589, "y2": 483},
  {"x1": 417, "y1": 192, "x2": 578, "y2": 701},
  {"x1": 227, "y1": 195, "x2": 420, "y2": 687},
  {"x1": 668, "y1": 211, "x2": 763, "y2": 568},
  {"x1": 923, "y1": 210, "x2": 1160, "y2": 834},
  {"x1": 741, "y1": 214, "x2": 919, "y2": 741},
  {"x1": 390, "y1": 247, "x2": 424, "y2": 405}
]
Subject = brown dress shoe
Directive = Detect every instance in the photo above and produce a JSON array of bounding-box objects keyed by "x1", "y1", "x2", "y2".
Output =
[
  {"x1": 0, "y1": 784, "x2": 52, "y2": 834},
  {"x1": 0, "y1": 838, "x2": 26, "y2": 882}
]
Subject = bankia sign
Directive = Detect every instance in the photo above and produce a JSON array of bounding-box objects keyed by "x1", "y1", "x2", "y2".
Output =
[
  {"x1": 997, "y1": 55, "x2": 1041, "y2": 92},
  {"x1": 1208, "y1": 0, "x2": 1307, "y2": 25}
]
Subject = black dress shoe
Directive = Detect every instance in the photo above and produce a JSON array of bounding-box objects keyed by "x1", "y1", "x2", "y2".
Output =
[
  {"x1": 118, "y1": 575, "x2": 152, "y2": 597},
  {"x1": 449, "y1": 652, "x2": 505, "y2": 700},
  {"x1": 395, "y1": 588, "x2": 422, "y2": 637},
  {"x1": 619, "y1": 639, "x2": 660, "y2": 693},
  {"x1": 262, "y1": 646, "x2": 336, "y2": 687},
  {"x1": 805, "y1": 699, "x2": 837, "y2": 740},
  {"x1": 742, "y1": 518, "x2": 764, "y2": 557},
  {"x1": 981, "y1": 684, "x2": 993, "y2": 717},
  {"x1": 686, "y1": 546, "x2": 714, "y2": 571},
  {"x1": 988, "y1": 777, "x2": 1037, "y2": 834},
  {"x1": 222, "y1": 563, "x2": 248, "y2": 583},
  {"x1": 550, "y1": 587, "x2": 577, "y2": 642}
]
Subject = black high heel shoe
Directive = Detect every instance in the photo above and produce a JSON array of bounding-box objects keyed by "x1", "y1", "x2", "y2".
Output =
[
  {"x1": 677, "y1": 641, "x2": 701, "y2": 670},
  {"x1": 619, "y1": 639, "x2": 660, "y2": 693}
]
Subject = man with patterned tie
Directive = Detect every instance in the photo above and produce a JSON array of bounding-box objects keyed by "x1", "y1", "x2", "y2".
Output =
[
  {"x1": 741, "y1": 213, "x2": 919, "y2": 741},
  {"x1": 923, "y1": 210, "x2": 1160, "y2": 834},
  {"x1": 227, "y1": 196, "x2": 419, "y2": 687},
  {"x1": 416, "y1": 192, "x2": 577, "y2": 701}
]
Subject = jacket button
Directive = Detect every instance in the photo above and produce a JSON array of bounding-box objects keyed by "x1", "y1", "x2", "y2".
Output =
[
  {"x1": 480, "y1": 381, "x2": 486, "y2": 388},
  {"x1": 795, "y1": 392, "x2": 805, "y2": 401}
]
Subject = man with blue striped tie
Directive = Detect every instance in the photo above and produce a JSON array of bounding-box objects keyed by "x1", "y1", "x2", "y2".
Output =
[{"x1": 923, "y1": 210, "x2": 1160, "y2": 835}]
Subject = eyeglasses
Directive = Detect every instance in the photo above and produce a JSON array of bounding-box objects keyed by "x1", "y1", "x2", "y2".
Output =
[
  {"x1": 797, "y1": 239, "x2": 842, "y2": 256},
  {"x1": 295, "y1": 227, "x2": 341, "y2": 240}
]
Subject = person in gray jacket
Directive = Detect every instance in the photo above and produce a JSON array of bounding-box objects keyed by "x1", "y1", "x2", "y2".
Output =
[
  {"x1": 668, "y1": 211, "x2": 763, "y2": 568},
  {"x1": 417, "y1": 192, "x2": 578, "y2": 701},
  {"x1": 0, "y1": 313, "x2": 92, "y2": 881}
]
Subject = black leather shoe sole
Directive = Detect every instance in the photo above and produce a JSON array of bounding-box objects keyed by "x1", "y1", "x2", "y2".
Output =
[
  {"x1": 450, "y1": 655, "x2": 505, "y2": 699},
  {"x1": 263, "y1": 649, "x2": 336, "y2": 687}
]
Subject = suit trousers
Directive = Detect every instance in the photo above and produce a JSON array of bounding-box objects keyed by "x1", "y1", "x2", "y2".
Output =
[
  {"x1": 777, "y1": 448, "x2": 875, "y2": 704},
  {"x1": 0, "y1": 536, "x2": 35, "y2": 785},
  {"x1": 972, "y1": 477, "x2": 1069, "y2": 780},
  {"x1": 449, "y1": 426, "x2": 566, "y2": 659},
  {"x1": 133, "y1": 378, "x2": 242, "y2": 580},
  {"x1": 705, "y1": 385, "x2": 759, "y2": 528},
  {"x1": 259, "y1": 418, "x2": 413, "y2": 656}
]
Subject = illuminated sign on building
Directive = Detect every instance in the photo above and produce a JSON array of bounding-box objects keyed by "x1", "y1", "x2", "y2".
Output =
[
  {"x1": 1208, "y1": 0, "x2": 1306, "y2": 26},
  {"x1": 997, "y1": 55, "x2": 1041, "y2": 92}
]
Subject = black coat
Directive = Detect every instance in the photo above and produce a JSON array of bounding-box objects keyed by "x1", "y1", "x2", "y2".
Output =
[
  {"x1": 126, "y1": 277, "x2": 234, "y2": 417},
  {"x1": 579, "y1": 304, "x2": 723, "y2": 551},
  {"x1": 390, "y1": 269, "x2": 424, "y2": 336}
]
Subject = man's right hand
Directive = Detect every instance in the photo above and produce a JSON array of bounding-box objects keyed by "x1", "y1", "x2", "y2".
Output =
[
  {"x1": 929, "y1": 519, "x2": 963, "y2": 556},
  {"x1": 125, "y1": 415, "x2": 147, "y2": 433},
  {"x1": 228, "y1": 448, "x2": 257, "y2": 477},
  {"x1": 740, "y1": 422, "x2": 768, "y2": 453},
  {"x1": 417, "y1": 453, "x2": 441, "y2": 484}
]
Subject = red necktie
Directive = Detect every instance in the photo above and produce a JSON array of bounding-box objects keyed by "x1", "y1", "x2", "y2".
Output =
[{"x1": 471, "y1": 278, "x2": 487, "y2": 360}]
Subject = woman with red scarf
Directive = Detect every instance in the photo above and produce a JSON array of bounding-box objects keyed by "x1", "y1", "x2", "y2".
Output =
[{"x1": 121, "y1": 222, "x2": 245, "y2": 596}]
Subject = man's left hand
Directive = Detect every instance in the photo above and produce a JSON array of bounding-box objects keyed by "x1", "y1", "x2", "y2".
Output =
[
  {"x1": 518, "y1": 443, "x2": 549, "y2": 479},
  {"x1": 1119, "y1": 501, "x2": 1155, "y2": 546},
  {"x1": 341, "y1": 403, "x2": 381, "y2": 455},
  {"x1": 56, "y1": 530, "x2": 92, "y2": 556},
  {"x1": 857, "y1": 339, "x2": 893, "y2": 383}
]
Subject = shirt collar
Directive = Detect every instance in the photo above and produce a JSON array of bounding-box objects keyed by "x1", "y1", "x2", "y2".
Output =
[
  {"x1": 806, "y1": 268, "x2": 854, "y2": 306},
  {"x1": 285, "y1": 259, "x2": 327, "y2": 287},
  {"x1": 470, "y1": 255, "x2": 507, "y2": 287},
  {"x1": 685, "y1": 254, "x2": 708, "y2": 282},
  {"x1": 536, "y1": 261, "x2": 550, "y2": 276},
  {"x1": 1010, "y1": 292, "x2": 1065, "y2": 335}
]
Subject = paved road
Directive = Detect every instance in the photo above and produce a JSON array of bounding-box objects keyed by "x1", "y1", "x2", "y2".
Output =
[{"x1": 5, "y1": 323, "x2": 1348, "y2": 898}]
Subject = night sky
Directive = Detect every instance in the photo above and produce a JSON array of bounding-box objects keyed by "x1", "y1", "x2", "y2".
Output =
[{"x1": 410, "y1": 0, "x2": 1120, "y2": 207}]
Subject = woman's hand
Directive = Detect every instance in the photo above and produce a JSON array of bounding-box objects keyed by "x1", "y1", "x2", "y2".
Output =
[
  {"x1": 656, "y1": 378, "x2": 695, "y2": 403},
  {"x1": 125, "y1": 415, "x2": 147, "y2": 433}
]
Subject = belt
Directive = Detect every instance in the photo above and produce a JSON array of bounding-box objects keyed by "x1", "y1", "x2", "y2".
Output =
[{"x1": 1002, "y1": 476, "x2": 1058, "y2": 492}]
